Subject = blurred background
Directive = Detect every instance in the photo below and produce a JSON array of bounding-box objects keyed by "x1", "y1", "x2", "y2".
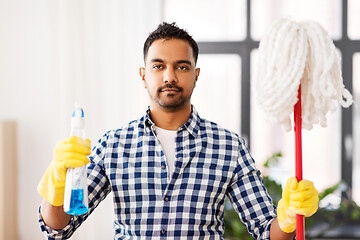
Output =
[{"x1": 0, "y1": 0, "x2": 359, "y2": 239}]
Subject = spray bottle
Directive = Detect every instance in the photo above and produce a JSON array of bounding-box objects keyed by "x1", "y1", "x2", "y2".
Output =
[{"x1": 63, "y1": 103, "x2": 89, "y2": 215}]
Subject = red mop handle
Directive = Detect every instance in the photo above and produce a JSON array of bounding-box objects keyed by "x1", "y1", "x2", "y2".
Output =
[{"x1": 294, "y1": 85, "x2": 304, "y2": 240}]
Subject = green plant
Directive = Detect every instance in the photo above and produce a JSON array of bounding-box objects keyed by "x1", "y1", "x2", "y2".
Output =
[{"x1": 305, "y1": 188, "x2": 360, "y2": 234}]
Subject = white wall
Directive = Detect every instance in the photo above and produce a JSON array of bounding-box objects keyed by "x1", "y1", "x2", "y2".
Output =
[{"x1": 0, "y1": 1, "x2": 162, "y2": 239}]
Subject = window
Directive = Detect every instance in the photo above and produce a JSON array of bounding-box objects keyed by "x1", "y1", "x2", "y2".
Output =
[
  {"x1": 192, "y1": 54, "x2": 241, "y2": 134},
  {"x1": 164, "y1": 0, "x2": 246, "y2": 41},
  {"x1": 251, "y1": 0, "x2": 342, "y2": 40},
  {"x1": 348, "y1": 0, "x2": 360, "y2": 39}
]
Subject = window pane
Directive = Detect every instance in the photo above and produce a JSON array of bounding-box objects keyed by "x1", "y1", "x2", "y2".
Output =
[
  {"x1": 353, "y1": 53, "x2": 360, "y2": 204},
  {"x1": 192, "y1": 54, "x2": 241, "y2": 134},
  {"x1": 251, "y1": 0, "x2": 342, "y2": 40},
  {"x1": 250, "y1": 49, "x2": 341, "y2": 194},
  {"x1": 348, "y1": 0, "x2": 360, "y2": 39},
  {"x1": 163, "y1": 0, "x2": 246, "y2": 41}
]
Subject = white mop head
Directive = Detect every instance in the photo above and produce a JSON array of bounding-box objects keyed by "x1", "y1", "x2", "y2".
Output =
[{"x1": 254, "y1": 18, "x2": 353, "y2": 131}]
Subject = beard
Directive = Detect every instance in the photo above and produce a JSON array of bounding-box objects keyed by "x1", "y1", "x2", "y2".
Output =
[{"x1": 149, "y1": 83, "x2": 194, "y2": 110}]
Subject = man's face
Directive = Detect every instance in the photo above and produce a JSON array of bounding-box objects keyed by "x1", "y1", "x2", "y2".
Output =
[{"x1": 139, "y1": 38, "x2": 200, "y2": 111}]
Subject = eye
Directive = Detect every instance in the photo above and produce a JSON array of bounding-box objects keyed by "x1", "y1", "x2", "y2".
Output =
[
  {"x1": 177, "y1": 65, "x2": 189, "y2": 71},
  {"x1": 152, "y1": 65, "x2": 163, "y2": 70}
]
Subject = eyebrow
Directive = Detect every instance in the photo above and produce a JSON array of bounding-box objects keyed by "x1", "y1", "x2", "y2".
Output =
[
  {"x1": 177, "y1": 60, "x2": 192, "y2": 65},
  {"x1": 150, "y1": 58, "x2": 164, "y2": 63},
  {"x1": 150, "y1": 58, "x2": 192, "y2": 66}
]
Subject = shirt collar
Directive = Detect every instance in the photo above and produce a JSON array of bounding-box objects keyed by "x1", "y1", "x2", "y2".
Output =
[{"x1": 143, "y1": 105, "x2": 201, "y2": 138}]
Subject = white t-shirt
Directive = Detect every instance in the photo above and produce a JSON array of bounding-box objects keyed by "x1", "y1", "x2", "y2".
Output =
[{"x1": 154, "y1": 126, "x2": 177, "y2": 177}]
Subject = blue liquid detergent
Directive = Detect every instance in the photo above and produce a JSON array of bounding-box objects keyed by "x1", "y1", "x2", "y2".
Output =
[{"x1": 65, "y1": 189, "x2": 89, "y2": 215}]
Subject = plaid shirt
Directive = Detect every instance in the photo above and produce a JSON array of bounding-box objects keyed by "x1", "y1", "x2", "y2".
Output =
[{"x1": 39, "y1": 106, "x2": 277, "y2": 239}]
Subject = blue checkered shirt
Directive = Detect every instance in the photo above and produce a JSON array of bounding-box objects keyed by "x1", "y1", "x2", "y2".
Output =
[{"x1": 39, "y1": 106, "x2": 277, "y2": 239}]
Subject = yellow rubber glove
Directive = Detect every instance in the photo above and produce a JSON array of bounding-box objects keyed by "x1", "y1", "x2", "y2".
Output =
[
  {"x1": 277, "y1": 177, "x2": 319, "y2": 233},
  {"x1": 37, "y1": 136, "x2": 91, "y2": 206}
]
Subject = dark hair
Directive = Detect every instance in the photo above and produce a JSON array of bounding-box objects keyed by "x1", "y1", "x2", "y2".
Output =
[{"x1": 143, "y1": 22, "x2": 199, "y2": 64}]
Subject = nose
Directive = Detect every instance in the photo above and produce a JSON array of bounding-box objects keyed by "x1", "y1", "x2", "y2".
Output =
[{"x1": 163, "y1": 68, "x2": 177, "y2": 83}]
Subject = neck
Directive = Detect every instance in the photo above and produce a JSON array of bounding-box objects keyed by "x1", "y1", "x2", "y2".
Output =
[{"x1": 149, "y1": 104, "x2": 192, "y2": 131}]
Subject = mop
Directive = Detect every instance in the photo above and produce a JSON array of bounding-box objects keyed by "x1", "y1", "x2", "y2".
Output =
[{"x1": 254, "y1": 18, "x2": 353, "y2": 239}]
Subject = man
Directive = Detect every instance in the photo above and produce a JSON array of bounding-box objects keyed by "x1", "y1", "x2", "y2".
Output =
[{"x1": 38, "y1": 22, "x2": 318, "y2": 239}]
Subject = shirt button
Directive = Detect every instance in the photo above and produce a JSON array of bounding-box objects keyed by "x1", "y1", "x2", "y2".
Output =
[
  {"x1": 161, "y1": 229, "x2": 166, "y2": 235},
  {"x1": 164, "y1": 197, "x2": 169, "y2": 202},
  {"x1": 161, "y1": 165, "x2": 166, "y2": 169}
]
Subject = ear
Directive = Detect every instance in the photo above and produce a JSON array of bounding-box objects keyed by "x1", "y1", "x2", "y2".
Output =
[
  {"x1": 194, "y1": 68, "x2": 200, "y2": 86},
  {"x1": 195, "y1": 68, "x2": 200, "y2": 81},
  {"x1": 139, "y1": 67, "x2": 146, "y2": 88}
]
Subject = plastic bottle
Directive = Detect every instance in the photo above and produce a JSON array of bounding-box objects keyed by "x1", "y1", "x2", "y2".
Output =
[{"x1": 63, "y1": 104, "x2": 89, "y2": 215}]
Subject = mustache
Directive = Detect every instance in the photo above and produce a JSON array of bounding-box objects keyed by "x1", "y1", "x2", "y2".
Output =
[{"x1": 158, "y1": 83, "x2": 183, "y2": 92}]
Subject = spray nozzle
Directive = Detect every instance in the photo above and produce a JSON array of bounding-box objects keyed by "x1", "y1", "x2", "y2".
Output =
[{"x1": 71, "y1": 104, "x2": 85, "y2": 130}]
